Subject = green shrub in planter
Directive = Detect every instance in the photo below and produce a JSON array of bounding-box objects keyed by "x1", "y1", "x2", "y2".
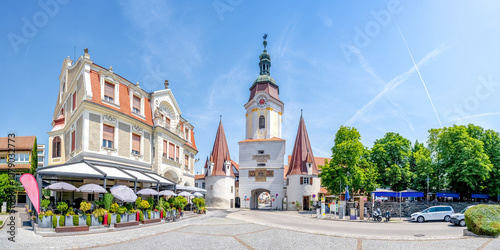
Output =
[
  {"x1": 110, "y1": 203, "x2": 119, "y2": 213},
  {"x1": 116, "y1": 214, "x2": 121, "y2": 223},
  {"x1": 73, "y1": 215, "x2": 79, "y2": 226},
  {"x1": 98, "y1": 216, "x2": 103, "y2": 223},
  {"x1": 59, "y1": 215, "x2": 65, "y2": 227},
  {"x1": 148, "y1": 210, "x2": 151, "y2": 219},
  {"x1": 86, "y1": 215, "x2": 91, "y2": 226},
  {"x1": 465, "y1": 204, "x2": 500, "y2": 237},
  {"x1": 117, "y1": 206, "x2": 127, "y2": 214},
  {"x1": 107, "y1": 213, "x2": 111, "y2": 224},
  {"x1": 139, "y1": 211, "x2": 144, "y2": 222},
  {"x1": 52, "y1": 216, "x2": 57, "y2": 228}
]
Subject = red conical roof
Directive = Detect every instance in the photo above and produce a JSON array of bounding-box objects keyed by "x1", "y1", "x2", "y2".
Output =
[
  {"x1": 205, "y1": 121, "x2": 235, "y2": 177},
  {"x1": 286, "y1": 115, "x2": 319, "y2": 176}
]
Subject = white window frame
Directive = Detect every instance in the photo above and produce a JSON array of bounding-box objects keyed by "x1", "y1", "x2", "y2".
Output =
[
  {"x1": 303, "y1": 177, "x2": 310, "y2": 185},
  {"x1": 100, "y1": 72, "x2": 120, "y2": 108},
  {"x1": 130, "y1": 90, "x2": 145, "y2": 119}
]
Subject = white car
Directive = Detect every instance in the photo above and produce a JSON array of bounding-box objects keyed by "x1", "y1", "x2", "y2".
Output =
[
  {"x1": 450, "y1": 206, "x2": 474, "y2": 227},
  {"x1": 410, "y1": 206, "x2": 454, "y2": 223}
]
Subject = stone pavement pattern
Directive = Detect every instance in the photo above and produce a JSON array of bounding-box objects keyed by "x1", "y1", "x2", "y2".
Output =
[{"x1": 1, "y1": 209, "x2": 499, "y2": 249}]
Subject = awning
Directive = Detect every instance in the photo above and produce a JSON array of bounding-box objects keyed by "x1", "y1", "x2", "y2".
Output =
[
  {"x1": 37, "y1": 160, "x2": 176, "y2": 186},
  {"x1": 436, "y1": 192, "x2": 460, "y2": 198},
  {"x1": 471, "y1": 194, "x2": 489, "y2": 199},
  {"x1": 400, "y1": 192, "x2": 424, "y2": 198},
  {"x1": 372, "y1": 190, "x2": 399, "y2": 197}
]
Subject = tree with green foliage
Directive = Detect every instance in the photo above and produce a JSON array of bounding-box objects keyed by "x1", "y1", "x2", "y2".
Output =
[
  {"x1": 371, "y1": 132, "x2": 412, "y2": 191},
  {"x1": 0, "y1": 174, "x2": 16, "y2": 210},
  {"x1": 103, "y1": 193, "x2": 114, "y2": 210},
  {"x1": 429, "y1": 125, "x2": 492, "y2": 196},
  {"x1": 319, "y1": 126, "x2": 378, "y2": 197},
  {"x1": 409, "y1": 140, "x2": 435, "y2": 192},
  {"x1": 30, "y1": 138, "x2": 38, "y2": 175}
]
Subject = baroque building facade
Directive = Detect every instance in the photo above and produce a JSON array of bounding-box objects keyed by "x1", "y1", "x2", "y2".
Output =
[{"x1": 47, "y1": 49, "x2": 197, "y2": 187}]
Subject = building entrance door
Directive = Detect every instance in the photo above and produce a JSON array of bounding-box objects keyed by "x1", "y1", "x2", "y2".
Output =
[
  {"x1": 303, "y1": 196, "x2": 310, "y2": 210},
  {"x1": 250, "y1": 188, "x2": 271, "y2": 209}
]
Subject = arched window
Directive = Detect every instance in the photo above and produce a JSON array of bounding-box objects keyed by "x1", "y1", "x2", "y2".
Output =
[
  {"x1": 52, "y1": 136, "x2": 61, "y2": 158},
  {"x1": 259, "y1": 115, "x2": 265, "y2": 129}
]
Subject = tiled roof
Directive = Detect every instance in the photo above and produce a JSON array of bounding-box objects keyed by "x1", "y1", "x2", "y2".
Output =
[
  {"x1": 286, "y1": 116, "x2": 319, "y2": 176},
  {"x1": 185, "y1": 129, "x2": 197, "y2": 151},
  {"x1": 248, "y1": 82, "x2": 281, "y2": 103},
  {"x1": 195, "y1": 174, "x2": 205, "y2": 180},
  {"x1": 238, "y1": 137, "x2": 285, "y2": 143},
  {"x1": 0, "y1": 136, "x2": 35, "y2": 151},
  {"x1": 319, "y1": 187, "x2": 329, "y2": 194},
  {"x1": 205, "y1": 121, "x2": 235, "y2": 177},
  {"x1": 231, "y1": 160, "x2": 239, "y2": 171},
  {"x1": 89, "y1": 69, "x2": 153, "y2": 126}
]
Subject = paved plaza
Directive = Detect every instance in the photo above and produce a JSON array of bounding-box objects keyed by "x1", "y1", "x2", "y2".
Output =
[{"x1": 1, "y1": 209, "x2": 499, "y2": 249}]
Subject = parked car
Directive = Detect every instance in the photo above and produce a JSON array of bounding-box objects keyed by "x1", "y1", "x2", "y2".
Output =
[
  {"x1": 410, "y1": 206, "x2": 454, "y2": 223},
  {"x1": 450, "y1": 205, "x2": 474, "y2": 227}
]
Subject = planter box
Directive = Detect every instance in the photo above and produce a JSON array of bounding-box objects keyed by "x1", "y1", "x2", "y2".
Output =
[
  {"x1": 91, "y1": 216, "x2": 101, "y2": 226},
  {"x1": 118, "y1": 213, "x2": 127, "y2": 223},
  {"x1": 153, "y1": 211, "x2": 160, "y2": 219},
  {"x1": 38, "y1": 216, "x2": 52, "y2": 228},
  {"x1": 143, "y1": 218, "x2": 161, "y2": 224},
  {"x1": 114, "y1": 221, "x2": 139, "y2": 228},
  {"x1": 55, "y1": 225, "x2": 89, "y2": 233},
  {"x1": 65, "y1": 216, "x2": 74, "y2": 227},
  {"x1": 127, "y1": 213, "x2": 136, "y2": 222},
  {"x1": 79, "y1": 215, "x2": 88, "y2": 226},
  {"x1": 110, "y1": 214, "x2": 117, "y2": 224}
]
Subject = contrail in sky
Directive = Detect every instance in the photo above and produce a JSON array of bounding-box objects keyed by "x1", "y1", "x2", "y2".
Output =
[{"x1": 394, "y1": 18, "x2": 443, "y2": 127}]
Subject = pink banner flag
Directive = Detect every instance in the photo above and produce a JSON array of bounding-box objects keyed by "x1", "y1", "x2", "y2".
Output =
[{"x1": 20, "y1": 173, "x2": 40, "y2": 214}]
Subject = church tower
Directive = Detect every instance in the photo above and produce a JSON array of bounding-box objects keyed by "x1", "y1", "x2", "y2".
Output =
[
  {"x1": 239, "y1": 35, "x2": 285, "y2": 209},
  {"x1": 285, "y1": 112, "x2": 320, "y2": 211},
  {"x1": 204, "y1": 119, "x2": 236, "y2": 208}
]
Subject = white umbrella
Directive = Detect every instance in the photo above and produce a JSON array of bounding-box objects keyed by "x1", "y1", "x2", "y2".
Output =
[
  {"x1": 192, "y1": 192, "x2": 204, "y2": 197},
  {"x1": 45, "y1": 182, "x2": 79, "y2": 191},
  {"x1": 45, "y1": 182, "x2": 80, "y2": 203},
  {"x1": 110, "y1": 185, "x2": 137, "y2": 203},
  {"x1": 137, "y1": 188, "x2": 159, "y2": 195},
  {"x1": 79, "y1": 184, "x2": 107, "y2": 193},
  {"x1": 159, "y1": 190, "x2": 177, "y2": 196},
  {"x1": 177, "y1": 191, "x2": 194, "y2": 197}
]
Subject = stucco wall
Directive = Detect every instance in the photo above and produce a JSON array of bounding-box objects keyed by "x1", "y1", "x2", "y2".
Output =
[
  {"x1": 205, "y1": 176, "x2": 235, "y2": 208},
  {"x1": 286, "y1": 175, "x2": 320, "y2": 211},
  {"x1": 118, "y1": 122, "x2": 130, "y2": 157},
  {"x1": 88, "y1": 113, "x2": 100, "y2": 151},
  {"x1": 64, "y1": 131, "x2": 70, "y2": 159}
]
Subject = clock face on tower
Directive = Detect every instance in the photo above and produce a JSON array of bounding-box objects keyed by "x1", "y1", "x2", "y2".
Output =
[{"x1": 257, "y1": 97, "x2": 267, "y2": 107}]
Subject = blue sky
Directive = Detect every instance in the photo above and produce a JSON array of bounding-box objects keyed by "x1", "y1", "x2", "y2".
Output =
[{"x1": 2, "y1": 1, "x2": 500, "y2": 174}]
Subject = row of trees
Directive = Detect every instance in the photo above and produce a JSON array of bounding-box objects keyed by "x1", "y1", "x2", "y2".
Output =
[{"x1": 319, "y1": 124, "x2": 500, "y2": 199}]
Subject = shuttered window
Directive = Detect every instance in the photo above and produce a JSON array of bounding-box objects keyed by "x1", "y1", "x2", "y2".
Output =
[
  {"x1": 132, "y1": 134, "x2": 140, "y2": 154},
  {"x1": 163, "y1": 140, "x2": 168, "y2": 157},
  {"x1": 185, "y1": 154, "x2": 189, "y2": 167},
  {"x1": 103, "y1": 125, "x2": 114, "y2": 148},
  {"x1": 52, "y1": 136, "x2": 61, "y2": 158},
  {"x1": 310, "y1": 177, "x2": 313, "y2": 185},
  {"x1": 165, "y1": 117, "x2": 170, "y2": 130},
  {"x1": 133, "y1": 95, "x2": 141, "y2": 114},
  {"x1": 168, "y1": 143, "x2": 175, "y2": 160},
  {"x1": 104, "y1": 82, "x2": 114, "y2": 101},
  {"x1": 71, "y1": 131, "x2": 76, "y2": 152},
  {"x1": 176, "y1": 146, "x2": 180, "y2": 161},
  {"x1": 300, "y1": 177, "x2": 303, "y2": 185}
]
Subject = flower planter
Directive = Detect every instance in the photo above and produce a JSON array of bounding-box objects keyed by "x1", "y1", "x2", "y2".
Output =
[
  {"x1": 38, "y1": 216, "x2": 52, "y2": 228},
  {"x1": 127, "y1": 213, "x2": 136, "y2": 222},
  {"x1": 119, "y1": 213, "x2": 128, "y2": 223},
  {"x1": 153, "y1": 211, "x2": 160, "y2": 219},
  {"x1": 91, "y1": 215, "x2": 101, "y2": 226},
  {"x1": 79, "y1": 215, "x2": 88, "y2": 226},
  {"x1": 110, "y1": 214, "x2": 117, "y2": 224},
  {"x1": 65, "y1": 216, "x2": 74, "y2": 227}
]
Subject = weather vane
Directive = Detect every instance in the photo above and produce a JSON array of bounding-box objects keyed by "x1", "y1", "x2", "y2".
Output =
[{"x1": 263, "y1": 34, "x2": 268, "y2": 40}]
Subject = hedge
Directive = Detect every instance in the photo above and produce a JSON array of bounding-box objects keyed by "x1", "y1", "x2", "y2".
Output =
[{"x1": 465, "y1": 204, "x2": 500, "y2": 237}]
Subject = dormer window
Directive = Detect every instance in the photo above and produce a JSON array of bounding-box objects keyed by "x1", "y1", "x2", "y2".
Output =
[
  {"x1": 104, "y1": 82, "x2": 114, "y2": 102},
  {"x1": 165, "y1": 117, "x2": 171, "y2": 130},
  {"x1": 133, "y1": 95, "x2": 141, "y2": 114}
]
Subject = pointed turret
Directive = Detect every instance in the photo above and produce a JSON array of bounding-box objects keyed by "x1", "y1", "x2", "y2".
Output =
[
  {"x1": 205, "y1": 120, "x2": 234, "y2": 177},
  {"x1": 286, "y1": 112, "x2": 318, "y2": 176}
]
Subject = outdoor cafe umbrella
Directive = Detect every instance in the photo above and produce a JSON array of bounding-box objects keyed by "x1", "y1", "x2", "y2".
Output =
[
  {"x1": 159, "y1": 190, "x2": 177, "y2": 196},
  {"x1": 78, "y1": 184, "x2": 107, "y2": 194},
  {"x1": 177, "y1": 191, "x2": 194, "y2": 197},
  {"x1": 110, "y1": 185, "x2": 137, "y2": 203},
  {"x1": 345, "y1": 185, "x2": 350, "y2": 201},
  {"x1": 136, "y1": 188, "x2": 159, "y2": 196},
  {"x1": 192, "y1": 192, "x2": 204, "y2": 197},
  {"x1": 45, "y1": 182, "x2": 80, "y2": 203}
]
